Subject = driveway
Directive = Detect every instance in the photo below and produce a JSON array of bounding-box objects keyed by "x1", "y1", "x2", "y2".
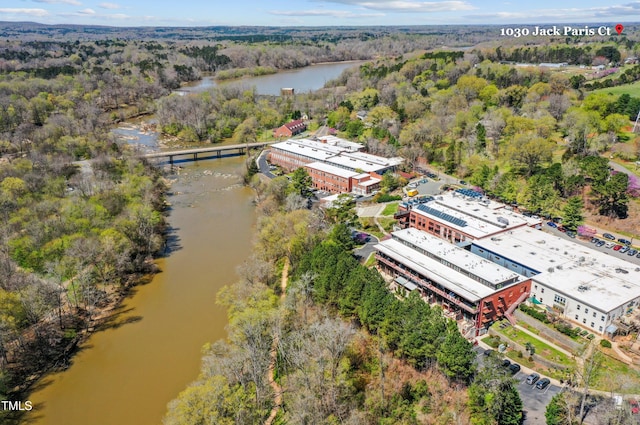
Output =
[
  {"x1": 257, "y1": 149, "x2": 276, "y2": 179},
  {"x1": 474, "y1": 346, "x2": 562, "y2": 425},
  {"x1": 354, "y1": 234, "x2": 380, "y2": 262}
]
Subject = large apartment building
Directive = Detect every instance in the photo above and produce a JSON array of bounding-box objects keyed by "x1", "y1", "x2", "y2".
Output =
[
  {"x1": 269, "y1": 137, "x2": 402, "y2": 194},
  {"x1": 375, "y1": 228, "x2": 531, "y2": 337}
]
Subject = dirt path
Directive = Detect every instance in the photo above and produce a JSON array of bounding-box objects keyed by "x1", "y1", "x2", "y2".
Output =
[{"x1": 264, "y1": 257, "x2": 288, "y2": 425}]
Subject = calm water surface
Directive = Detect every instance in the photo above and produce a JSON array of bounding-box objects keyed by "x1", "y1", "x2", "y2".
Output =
[
  {"x1": 178, "y1": 61, "x2": 366, "y2": 96},
  {"x1": 26, "y1": 158, "x2": 256, "y2": 425}
]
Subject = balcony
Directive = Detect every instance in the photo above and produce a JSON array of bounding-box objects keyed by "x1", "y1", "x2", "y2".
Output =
[{"x1": 376, "y1": 254, "x2": 478, "y2": 314}]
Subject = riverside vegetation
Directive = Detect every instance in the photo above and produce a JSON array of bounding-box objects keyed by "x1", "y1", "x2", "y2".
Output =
[
  {"x1": 2, "y1": 23, "x2": 640, "y2": 424},
  {"x1": 164, "y1": 175, "x2": 524, "y2": 425}
]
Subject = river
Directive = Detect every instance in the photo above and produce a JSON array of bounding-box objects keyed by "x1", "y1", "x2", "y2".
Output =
[
  {"x1": 23, "y1": 60, "x2": 363, "y2": 425},
  {"x1": 177, "y1": 60, "x2": 366, "y2": 96}
]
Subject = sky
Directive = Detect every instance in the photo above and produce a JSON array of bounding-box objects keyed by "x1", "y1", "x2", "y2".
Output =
[{"x1": 1, "y1": 0, "x2": 640, "y2": 27}]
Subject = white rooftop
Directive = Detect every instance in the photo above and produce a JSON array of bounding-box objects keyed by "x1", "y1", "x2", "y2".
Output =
[
  {"x1": 356, "y1": 178, "x2": 381, "y2": 187},
  {"x1": 392, "y1": 228, "x2": 525, "y2": 288},
  {"x1": 411, "y1": 192, "x2": 532, "y2": 239},
  {"x1": 271, "y1": 139, "x2": 344, "y2": 162},
  {"x1": 305, "y1": 161, "x2": 359, "y2": 179},
  {"x1": 326, "y1": 152, "x2": 403, "y2": 173},
  {"x1": 375, "y1": 228, "x2": 526, "y2": 302},
  {"x1": 316, "y1": 135, "x2": 363, "y2": 152},
  {"x1": 473, "y1": 227, "x2": 640, "y2": 312},
  {"x1": 377, "y1": 238, "x2": 495, "y2": 303},
  {"x1": 341, "y1": 151, "x2": 404, "y2": 167}
]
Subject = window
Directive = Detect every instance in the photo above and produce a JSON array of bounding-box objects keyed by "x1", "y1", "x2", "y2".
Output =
[
  {"x1": 591, "y1": 322, "x2": 595, "y2": 328},
  {"x1": 575, "y1": 314, "x2": 579, "y2": 320},
  {"x1": 584, "y1": 308, "x2": 589, "y2": 314},
  {"x1": 554, "y1": 295, "x2": 566, "y2": 306},
  {"x1": 601, "y1": 315, "x2": 605, "y2": 322},
  {"x1": 577, "y1": 305, "x2": 581, "y2": 310},
  {"x1": 593, "y1": 312, "x2": 596, "y2": 318},
  {"x1": 583, "y1": 318, "x2": 587, "y2": 324},
  {"x1": 534, "y1": 284, "x2": 538, "y2": 290},
  {"x1": 599, "y1": 326, "x2": 603, "y2": 332},
  {"x1": 539, "y1": 298, "x2": 543, "y2": 303},
  {"x1": 541, "y1": 288, "x2": 545, "y2": 293}
]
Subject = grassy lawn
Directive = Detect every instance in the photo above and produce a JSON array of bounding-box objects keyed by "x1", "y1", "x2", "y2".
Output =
[
  {"x1": 377, "y1": 217, "x2": 397, "y2": 232},
  {"x1": 363, "y1": 253, "x2": 377, "y2": 268},
  {"x1": 496, "y1": 325, "x2": 574, "y2": 367},
  {"x1": 593, "y1": 348, "x2": 640, "y2": 393},
  {"x1": 592, "y1": 81, "x2": 640, "y2": 97},
  {"x1": 380, "y1": 202, "x2": 399, "y2": 216}
]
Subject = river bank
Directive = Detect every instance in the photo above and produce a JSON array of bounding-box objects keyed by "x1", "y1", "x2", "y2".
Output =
[{"x1": 24, "y1": 158, "x2": 256, "y2": 425}]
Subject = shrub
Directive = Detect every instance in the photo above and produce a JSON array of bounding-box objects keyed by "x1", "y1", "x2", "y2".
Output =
[
  {"x1": 600, "y1": 339, "x2": 612, "y2": 348},
  {"x1": 374, "y1": 193, "x2": 402, "y2": 203},
  {"x1": 555, "y1": 322, "x2": 580, "y2": 338},
  {"x1": 519, "y1": 304, "x2": 550, "y2": 323},
  {"x1": 517, "y1": 351, "x2": 523, "y2": 358}
]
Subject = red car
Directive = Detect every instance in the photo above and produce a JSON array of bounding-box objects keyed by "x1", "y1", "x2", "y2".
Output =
[
  {"x1": 613, "y1": 245, "x2": 623, "y2": 251},
  {"x1": 630, "y1": 399, "x2": 639, "y2": 415}
]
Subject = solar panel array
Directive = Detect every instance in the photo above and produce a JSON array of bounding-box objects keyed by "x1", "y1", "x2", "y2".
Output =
[
  {"x1": 416, "y1": 204, "x2": 468, "y2": 227},
  {"x1": 455, "y1": 188, "x2": 483, "y2": 198}
]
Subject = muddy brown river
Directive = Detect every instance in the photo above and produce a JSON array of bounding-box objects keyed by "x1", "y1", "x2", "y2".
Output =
[{"x1": 25, "y1": 157, "x2": 256, "y2": 425}]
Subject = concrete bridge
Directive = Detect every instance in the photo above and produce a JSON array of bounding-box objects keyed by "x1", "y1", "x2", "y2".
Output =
[{"x1": 143, "y1": 141, "x2": 273, "y2": 164}]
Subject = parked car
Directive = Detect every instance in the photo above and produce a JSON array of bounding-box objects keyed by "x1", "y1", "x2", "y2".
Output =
[
  {"x1": 596, "y1": 240, "x2": 606, "y2": 247},
  {"x1": 483, "y1": 349, "x2": 494, "y2": 356},
  {"x1": 629, "y1": 249, "x2": 638, "y2": 256},
  {"x1": 605, "y1": 242, "x2": 615, "y2": 249},
  {"x1": 590, "y1": 237, "x2": 600, "y2": 243},
  {"x1": 630, "y1": 398, "x2": 639, "y2": 415},
  {"x1": 509, "y1": 363, "x2": 521, "y2": 374},
  {"x1": 603, "y1": 233, "x2": 616, "y2": 240},
  {"x1": 567, "y1": 231, "x2": 576, "y2": 238},
  {"x1": 620, "y1": 246, "x2": 629, "y2": 253},
  {"x1": 557, "y1": 226, "x2": 567, "y2": 233},
  {"x1": 526, "y1": 373, "x2": 540, "y2": 385},
  {"x1": 614, "y1": 245, "x2": 623, "y2": 251},
  {"x1": 502, "y1": 359, "x2": 511, "y2": 367},
  {"x1": 536, "y1": 378, "x2": 551, "y2": 390},
  {"x1": 618, "y1": 238, "x2": 631, "y2": 245},
  {"x1": 547, "y1": 221, "x2": 557, "y2": 228}
]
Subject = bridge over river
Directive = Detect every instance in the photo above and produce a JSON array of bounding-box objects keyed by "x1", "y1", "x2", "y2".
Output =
[{"x1": 143, "y1": 141, "x2": 273, "y2": 163}]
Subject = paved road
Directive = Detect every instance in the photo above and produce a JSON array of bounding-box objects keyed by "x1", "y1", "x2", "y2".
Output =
[
  {"x1": 257, "y1": 149, "x2": 276, "y2": 179},
  {"x1": 354, "y1": 234, "x2": 380, "y2": 262},
  {"x1": 474, "y1": 346, "x2": 562, "y2": 425},
  {"x1": 542, "y1": 225, "x2": 640, "y2": 267}
]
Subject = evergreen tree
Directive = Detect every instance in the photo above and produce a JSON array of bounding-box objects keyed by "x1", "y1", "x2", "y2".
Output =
[
  {"x1": 562, "y1": 196, "x2": 584, "y2": 231},
  {"x1": 290, "y1": 167, "x2": 312, "y2": 197}
]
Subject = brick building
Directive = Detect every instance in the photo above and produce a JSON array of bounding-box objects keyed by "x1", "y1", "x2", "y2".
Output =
[
  {"x1": 397, "y1": 189, "x2": 541, "y2": 243},
  {"x1": 273, "y1": 119, "x2": 307, "y2": 138},
  {"x1": 304, "y1": 162, "x2": 358, "y2": 193},
  {"x1": 375, "y1": 228, "x2": 531, "y2": 337}
]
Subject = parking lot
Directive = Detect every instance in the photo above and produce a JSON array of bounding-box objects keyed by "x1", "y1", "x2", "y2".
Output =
[
  {"x1": 474, "y1": 347, "x2": 562, "y2": 425},
  {"x1": 542, "y1": 225, "x2": 640, "y2": 267}
]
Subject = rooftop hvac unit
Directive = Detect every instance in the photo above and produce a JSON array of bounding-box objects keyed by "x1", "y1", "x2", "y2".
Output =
[{"x1": 548, "y1": 267, "x2": 554, "y2": 272}]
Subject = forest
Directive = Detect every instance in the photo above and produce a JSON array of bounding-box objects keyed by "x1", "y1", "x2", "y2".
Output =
[{"x1": 1, "y1": 22, "x2": 640, "y2": 424}]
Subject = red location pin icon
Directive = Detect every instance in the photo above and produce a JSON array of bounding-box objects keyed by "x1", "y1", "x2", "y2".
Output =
[{"x1": 615, "y1": 24, "x2": 624, "y2": 35}]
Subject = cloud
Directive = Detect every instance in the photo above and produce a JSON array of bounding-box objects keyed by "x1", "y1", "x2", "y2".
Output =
[
  {"x1": 58, "y1": 9, "x2": 130, "y2": 20},
  {"x1": 313, "y1": 0, "x2": 474, "y2": 13},
  {"x1": 466, "y1": 2, "x2": 640, "y2": 21},
  {"x1": 99, "y1": 2, "x2": 122, "y2": 10},
  {"x1": 0, "y1": 8, "x2": 49, "y2": 17},
  {"x1": 33, "y1": 0, "x2": 82, "y2": 5},
  {"x1": 269, "y1": 9, "x2": 384, "y2": 18}
]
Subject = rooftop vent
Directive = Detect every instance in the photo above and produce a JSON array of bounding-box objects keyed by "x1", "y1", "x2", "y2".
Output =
[{"x1": 577, "y1": 285, "x2": 590, "y2": 292}]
